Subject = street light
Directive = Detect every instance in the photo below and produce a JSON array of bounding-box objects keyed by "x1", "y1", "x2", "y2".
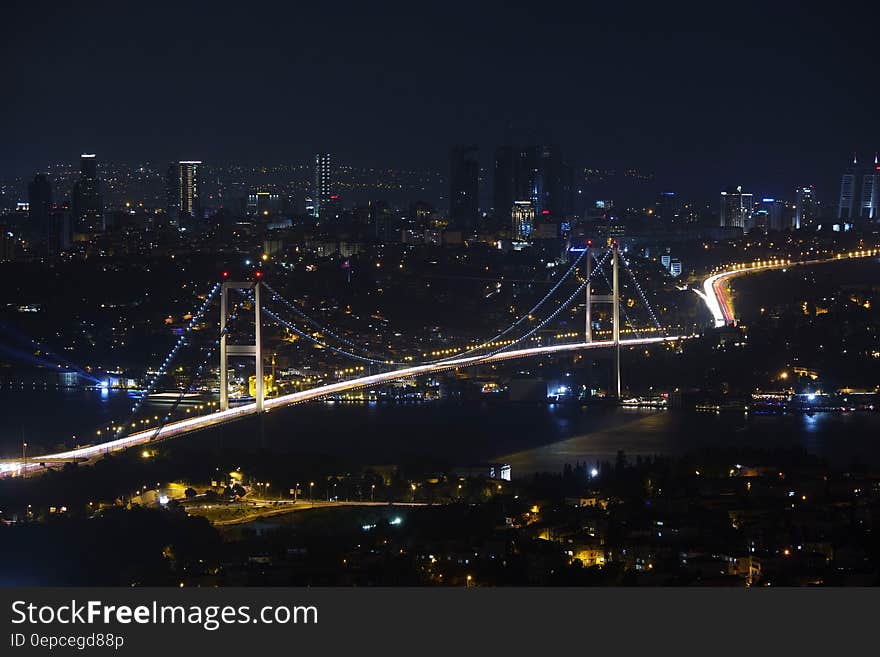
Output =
[
  {"x1": 309, "y1": 481, "x2": 314, "y2": 504},
  {"x1": 371, "y1": 483, "x2": 375, "y2": 502}
]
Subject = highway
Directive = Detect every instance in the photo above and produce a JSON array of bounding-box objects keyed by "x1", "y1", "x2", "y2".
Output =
[
  {"x1": 0, "y1": 334, "x2": 684, "y2": 476},
  {"x1": 6, "y1": 247, "x2": 877, "y2": 477},
  {"x1": 697, "y1": 248, "x2": 880, "y2": 328}
]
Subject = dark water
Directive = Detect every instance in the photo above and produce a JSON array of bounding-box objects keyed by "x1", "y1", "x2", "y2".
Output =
[
  {"x1": 3, "y1": 388, "x2": 880, "y2": 476},
  {"x1": 0, "y1": 387, "x2": 139, "y2": 452}
]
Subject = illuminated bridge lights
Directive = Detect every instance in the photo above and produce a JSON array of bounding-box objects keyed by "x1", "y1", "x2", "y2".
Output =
[
  {"x1": 3, "y1": 247, "x2": 690, "y2": 476},
  {"x1": 0, "y1": 335, "x2": 688, "y2": 476}
]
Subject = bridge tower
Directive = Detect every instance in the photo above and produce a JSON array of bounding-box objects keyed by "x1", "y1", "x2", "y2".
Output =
[
  {"x1": 219, "y1": 280, "x2": 264, "y2": 412},
  {"x1": 584, "y1": 241, "x2": 621, "y2": 399}
]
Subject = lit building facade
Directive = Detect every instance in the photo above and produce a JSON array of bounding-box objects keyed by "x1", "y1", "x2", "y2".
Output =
[
  {"x1": 314, "y1": 153, "x2": 332, "y2": 219},
  {"x1": 720, "y1": 186, "x2": 752, "y2": 229},
  {"x1": 177, "y1": 160, "x2": 202, "y2": 219},
  {"x1": 72, "y1": 153, "x2": 103, "y2": 233},
  {"x1": 838, "y1": 154, "x2": 879, "y2": 222},
  {"x1": 512, "y1": 200, "x2": 535, "y2": 240},
  {"x1": 794, "y1": 186, "x2": 817, "y2": 229},
  {"x1": 449, "y1": 146, "x2": 479, "y2": 232}
]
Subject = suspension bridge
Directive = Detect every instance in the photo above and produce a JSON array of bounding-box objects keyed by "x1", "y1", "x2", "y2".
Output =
[{"x1": 2, "y1": 242, "x2": 688, "y2": 475}]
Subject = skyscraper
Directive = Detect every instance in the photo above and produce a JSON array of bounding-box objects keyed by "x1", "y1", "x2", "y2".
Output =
[
  {"x1": 314, "y1": 154, "x2": 332, "y2": 219},
  {"x1": 493, "y1": 146, "x2": 514, "y2": 226},
  {"x1": 513, "y1": 146, "x2": 540, "y2": 211},
  {"x1": 71, "y1": 153, "x2": 103, "y2": 233},
  {"x1": 177, "y1": 160, "x2": 202, "y2": 220},
  {"x1": 859, "y1": 154, "x2": 879, "y2": 221},
  {"x1": 47, "y1": 205, "x2": 71, "y2": 255},
  {"x1": 512, "y1": 200, "x2": 534, "y2": 240},
  {"x1": 837, "y1": 154, "x2": 879, "y2": 222},
  {"x1": 720, "y1": 186, "x2": 752, "y2": 230},
  {"x1": 164, "y1": 163, "x2": 180, "y2": 221},
  {"x1": 655, "y1": 191, "x2": 679, "y2": 223},
  {"x1": 27, "y1": 173, "x2": 52, "y2": 243},
  {"x1": 794, "y1": 186, "x2": 818, "y2": 229},
  {"x1": 758, "y1": 197, "x2": 787, "y2": 232},
  {"x1": 449, "y1": 146, "x2": 479, "y2": 232},
  {"x1": 537, "y1": 145, "x2": 563, "y2": 218},
  {"x1": 837, "y1": 154, "x2": 862, "y2": 221},
  {"x1": 505, "y1": 144, "x2": 571, "y2": 219}
]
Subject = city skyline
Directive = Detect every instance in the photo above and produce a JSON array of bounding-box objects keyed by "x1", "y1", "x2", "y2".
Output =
[
  {"x1": 3, "y1": 1, "x2": 878, "y2": 200},
  {"x1": 8, "y1": 149, "x2": 880, "y2": 211},
  {"x1": 3, "y1": 0, "x2": 880, "y2": 600}
]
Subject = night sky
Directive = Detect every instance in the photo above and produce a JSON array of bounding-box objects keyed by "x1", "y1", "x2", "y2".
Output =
[{"x1": 2, "y1": 0, "x2": 877, "y2": 201}]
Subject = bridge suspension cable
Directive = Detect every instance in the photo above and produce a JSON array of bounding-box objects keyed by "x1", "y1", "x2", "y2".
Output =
[
  {"x1": 261, "y1": 248, "x2": 593, "y2": 368},
  {"x1": 141, "y1": 294, "x2": 252, "y2": 444},
  {"x1": 261, "y1": 282, "x2": 393, "y2": 360},
  {"x1": 123, "y1": 282, "x2": 222, "y2": 426},
  {"x1": 240, "y1": 246, "x2": 601, "y2": 374},
  {"x1": 236, "y1": 289, "x2": 410, "y2": 367},
  {"x1": 597, "y1": 262, "x2": 641, "y2": 339},
  {"x1": 621, "y1": 255, "x2": 662, "y2": 330},
  {"x1": 475, "y1": 250, "x2": 612, "y2": 360},
  {"x1": 430, "y1": 247, "x2": 600, "y2": 363}
]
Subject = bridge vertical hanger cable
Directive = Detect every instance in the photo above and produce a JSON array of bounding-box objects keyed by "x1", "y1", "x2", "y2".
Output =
[
  {"x1": 116, "y1": 282, "x2": 222, "y2": 439},
  {"x1": 259, "y1": 250, "x2": 595, "y2": 368},
  {"x1": 432, "y1": 247, "x2": 598, "y2": 363},
  {"x1": 598, "y1": 265, "x2": 641, "y2": 339},
  {"x1": 236, "y1": 289, "x2": 409, "y2": 366},
  {"x1": 481, "y1": 251, "x2": 612, "y2": 359},
  {"x1": 140, "y1": 295, "x2": 251, "y2": 446},
  {"x1": 262, "y1": 282, "x2": 388, "y2": 359},
  {"x1": 264, "y1": 248, "x2": 590, "y2": 366},
  {"x1": 621, "y1": 256, "x2": 662, "y2": 331}
]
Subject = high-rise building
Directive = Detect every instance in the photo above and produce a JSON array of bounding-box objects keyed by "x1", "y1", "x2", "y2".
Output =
[
  {"x1": 720, "y1": 186, "x2": 752, "y2": 230},
  {"x1": 502, "y1": 144, "x2": 573, "y2": 220},
  {"x1": 655, "y1": 191, "x2": 679, "y2": 223},
  {"x1": 537, "y1": 145, "x2": 563, "y2": 218},
  {"x1": 369, "y1": 200, "x2": 392, "y2": 241},
  {"x1": 511, "y1": 200, "x2": 535, "y2": 240},
  {"x1": 164, "y1": 163, "x2": 180, "y2": 221},
  {"x1": 794, "y1": 186, "x2": 818, "y2": 229},
  {"x1": 837, "y1": 155, "x2": 860, "y2": 220},
  {"x1": 449, "y1": 146, "x2": 479, "y2": 232},
  {"x1": 513, "y1": 146, "x2": 540, "y2": 212},
  {"x1": 27, "y1": 173, "x2": 52, "y2": 244},
  {"x1": 177, "y1": 160, "x2": 202, "y2": 220},
  {"x1": 314, "y1": 154, "x2": 332, "y2": 219},
  {"x1": 837, "y1": 154, "x2": 879, "y2": 222},
  {"x1": 493, "y1": 146, "x2": 514, "y2": 226},
  {"x1": 72, "y1": 153, "x2": 103, "y2": 233},
  {"x1": 47, "y1": 205, "x2": 72, "y2": 255},
  {"x1": 247, "y1": 192, "x2": 283, "y2": 216},
  {"x1": 860, "y1": 154, "x2": 880, "y2": 221},
  {"x1": 757, "y1": 197, "x2": 787, "y2": 232}
]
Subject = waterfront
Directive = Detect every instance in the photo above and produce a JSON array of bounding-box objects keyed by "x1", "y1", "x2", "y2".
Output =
[{"x1": 2, "y1": 387, "x2": 880, "y2": 476}]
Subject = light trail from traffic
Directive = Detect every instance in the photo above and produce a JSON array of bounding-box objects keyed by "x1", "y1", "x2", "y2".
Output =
[
  {"x1": 0, "y1": 335, "x2": 685, "y2": 476},
  {"x1": 698, "y1": 248, "x2": 880, "y2": 328}
]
